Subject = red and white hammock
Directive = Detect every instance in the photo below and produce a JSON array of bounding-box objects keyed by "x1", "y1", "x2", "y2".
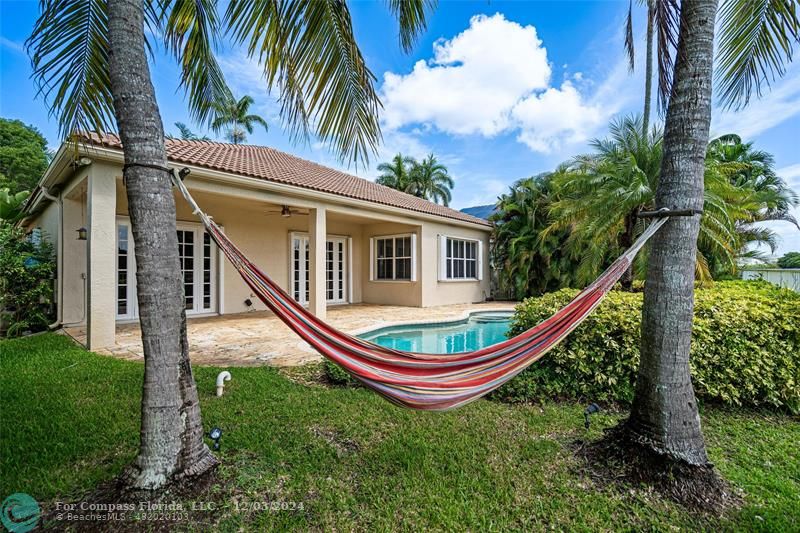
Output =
[{"x1": 173, "y1": 174, "x2": 667, "y2": 411}]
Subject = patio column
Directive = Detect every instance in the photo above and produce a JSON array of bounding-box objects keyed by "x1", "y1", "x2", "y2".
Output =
[
  {"x1": 86, "y1": 164, "x2": 117, "y2": 349},
  {"x1": 308, "y1": 206, "x2": 327, "y2": 319}
]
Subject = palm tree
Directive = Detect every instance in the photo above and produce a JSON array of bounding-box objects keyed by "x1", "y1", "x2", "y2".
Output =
[
  {"x1": 406, "y1": 154, "x2": 455, "y2": 206},
  {"x1": 28, "y1": 0, "x2": 434, "y2": 491},
  {"x1": 211, "y1": 93, "x2": 268, "y2": 144},
  {"x1": 490, "y1": 174, "x2": 574, "y2": 299},
  {"x1": 624, "y1": 0, "x2": 656, "y2": 132},
  {"x1": 707, "y1": 134, "x2": 798, "y2": 227},
  {"x1": 546, "y1": 115, "x2": 663, "y2": 289},
  {"x1": 545, "y1": 115, "x2": 793, "y2": 286},
  {"x1": 174, "y1": 122, "x2": 210, "y2": 141},
  {"x1": 624, "y1": 0, "x2": 800, "y2": 495},
  {"x1": 376, "y1": 153, "x2": 417, "y2": 191}
]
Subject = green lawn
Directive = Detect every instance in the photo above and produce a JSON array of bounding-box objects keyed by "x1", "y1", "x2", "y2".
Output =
[{"x1": 1, "y1": 334, "x2": 798, "y2": 531}]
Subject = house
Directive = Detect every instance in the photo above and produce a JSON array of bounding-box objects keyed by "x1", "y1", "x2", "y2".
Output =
[{"x1": 21, "y1": 134, "x2": 491, "y2": 350}]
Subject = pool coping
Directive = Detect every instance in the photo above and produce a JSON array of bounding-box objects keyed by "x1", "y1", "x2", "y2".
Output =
[{"x1": 349, "y1": 307, "x2": 517, "y2": 338}]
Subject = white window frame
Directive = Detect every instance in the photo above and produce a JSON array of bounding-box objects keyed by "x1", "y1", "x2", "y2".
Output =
[
  {"x1": 438, "y1": 235, "x2": 483, "y2": 282},
  {"x1": 289, "y1": 232, "x2": 350, "y2": 306},
  {"x1": 115, "y1": 218, "x2": 137, "y2": 321},
  {"x1": 369, "y1": 233, "x2": 417, "y2": 282},
  {"x1": 116, "y1": 217, "x2": 218, "y2": 321}
]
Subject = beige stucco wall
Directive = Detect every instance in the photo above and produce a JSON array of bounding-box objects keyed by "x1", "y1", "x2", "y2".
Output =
[
  {"x1": 420, "y1": 220, "x2": 490, "y2": 307},
  {"x1": 116, "y1": 185, "x2": 367, "y2": 315},
  {"x1": 23, "y1": 170, "x2": 91, "y2": 326},
  {"x1": 61, "y1": 176, "x2": 88, "y2": 325}
]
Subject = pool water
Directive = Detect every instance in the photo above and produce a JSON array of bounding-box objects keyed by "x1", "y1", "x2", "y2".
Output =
[{"x1": 359, "y1": 312, "x2": 513, "y2": 354}]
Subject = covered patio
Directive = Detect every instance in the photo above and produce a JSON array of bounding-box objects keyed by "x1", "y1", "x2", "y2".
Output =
[{"x1": 63, "y1": 302, "x2": 516, "y2": 366}]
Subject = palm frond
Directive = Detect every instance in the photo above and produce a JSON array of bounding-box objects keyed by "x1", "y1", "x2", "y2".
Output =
[
  {"x1": 386, "y1": 0, "x2": 436, "y2": 53},
  {"x1": 652, "y1": 0, "x2": 680, "y2": 112},
  {"x1": 163, "y1": 0, "x2": 230, "y2": 124},
  {"x1": 625, "y1": 0, "x2": 636, "y2": 72},
  {"x1": 226, "y1": 0, "x2": 381, "y2": 166},
  {"x1": 27, "y1": 0, "x2": 115, "y2": 138},
  {"x1": 716, "y1": 0, "x2": 800, "y2": 110}
]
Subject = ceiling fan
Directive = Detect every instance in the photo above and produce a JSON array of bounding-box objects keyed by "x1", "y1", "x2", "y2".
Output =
[{"x1": 264, "y1": 205, "x2": 307, "y2": 218}]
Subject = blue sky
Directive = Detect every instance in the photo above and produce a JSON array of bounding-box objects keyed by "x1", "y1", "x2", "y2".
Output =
[{"x1": 2, "y1": 0, "x2": 798, "y2": 255}]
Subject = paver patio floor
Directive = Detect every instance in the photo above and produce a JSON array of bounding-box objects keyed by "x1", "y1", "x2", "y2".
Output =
[{"x1": 64, "y1": 302, "x2": 517, "y2": 366}]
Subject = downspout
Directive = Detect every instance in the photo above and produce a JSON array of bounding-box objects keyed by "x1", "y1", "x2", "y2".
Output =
[{"x1": 39, "y1": 187, "x2": 63, "y2": 329}]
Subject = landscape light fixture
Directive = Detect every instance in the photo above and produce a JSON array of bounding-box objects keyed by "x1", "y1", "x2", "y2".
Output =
[
  {"x1": 209, "y1": 427, "x2": 223, "y2": 450},
  {"x1": 583, "y1": 403, "x2": 601, "y2": 430}
]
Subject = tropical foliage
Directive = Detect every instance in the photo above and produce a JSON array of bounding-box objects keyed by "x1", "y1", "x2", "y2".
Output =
[
  {"x1": 375, "y1": 153, "x2": 454, "y2": 205},
  {"x1": 405, "y1": 154, "x2": 454, "y2": 205},
  {"x1": 0, "y1": 223, "x2": 55, "y2": 337},
  {"x1": 777, "y1": 252, "x2": 800, "y2": 268},
  {"x1": 173, "y1": 122, "x2": 210, "y2": 141},
  {"x1": 0, "y1": 189, "x2": 30, "y2": 222},
  {"x1": 490, "y1": 115, "x2": 799, "y2": 297},
  {"x1": 376, "y1": 153, "x2": 416, "y2": 190},
  {"x1": 489, "y1": 175, "x2": 575, "y2": 299},
  {"x1": 0, "y1": 118, "x2": 49, "y2": 194},
  {"x1": 27, "y1": 0, "x2": 435, "y2": 164},
  {"x1": 210, "y1": 93, "x2": 268, "y2": 144},
  {"x1": 496, "y1": 281, "x2": 800, "y2": 413}
]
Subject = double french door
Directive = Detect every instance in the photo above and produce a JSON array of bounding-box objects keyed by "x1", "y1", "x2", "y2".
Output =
[
  {"x1": 291, "y1": 234, "x2": 347, "y2": 306},
  {"x1": 116, "y1": 219, "x2": 217, "y2": 320}
]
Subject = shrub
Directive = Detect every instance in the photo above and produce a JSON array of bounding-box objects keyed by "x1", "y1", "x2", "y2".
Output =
[
  {"x1": 324, "y1": 358, "x2": 359, "y2": 386},
  {"x1": 0, "y1": 222, "x2": 55, "y2": 337},
  {"x1": 494, "y1": 281, "x2": 800, "y2": 412}
]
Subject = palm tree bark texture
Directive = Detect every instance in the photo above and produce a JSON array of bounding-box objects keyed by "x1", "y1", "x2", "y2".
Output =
[
  {"x1": 107, "y1": 0, "x2": 215, "y2": 489},
  {"x1": 626, "y1": 0, "x2": 718, "y2": 466}
]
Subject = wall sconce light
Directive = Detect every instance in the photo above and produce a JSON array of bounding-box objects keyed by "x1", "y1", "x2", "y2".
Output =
[
  {"x1": 281, "y1": 205, "x2": 291, "y2": 218},
  {"x1": 76, "y1": 227, "x2": 88, "y2": 240}
]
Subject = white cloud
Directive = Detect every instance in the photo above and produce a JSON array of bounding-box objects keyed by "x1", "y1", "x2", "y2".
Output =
[
  {"x1": 778, "y1": 163, "x2": 800, "y2": 184},
  {"x1": 381, "y1": 13, "x2": 551, "y2": 136},
  {"x1": 0, "y1": 37, "x2": 24, "y2": 54},
  {"x1": 380, "y1": 13, "x2": 628, "y2": 154},
  {"x1": 511, "y1": 82, "x2": 605, "y2": 152}
]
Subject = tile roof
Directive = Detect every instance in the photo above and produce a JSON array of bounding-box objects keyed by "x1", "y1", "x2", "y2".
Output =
[{"x1": 81, "y1": 133, "x2": 490, "y2": 227}]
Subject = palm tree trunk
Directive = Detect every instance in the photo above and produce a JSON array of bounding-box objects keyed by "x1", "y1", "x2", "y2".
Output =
[
  {"x1": 642, "y1": 1, "x2": 655, "y2": 134},
  {"x1": 620, "y1": 212, "x2": 636, "y2": 291},
  {"x1": 626, "y1": 0, "x2": 718, "y2": 465},
  {"x1": 107, "y1": 0, "x2": 216, "y2": 490}
]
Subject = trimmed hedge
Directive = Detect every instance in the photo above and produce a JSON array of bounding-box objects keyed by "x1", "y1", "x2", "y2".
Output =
[{"x1": 494, "y1": 281, "x2": 800, "y2": 412}]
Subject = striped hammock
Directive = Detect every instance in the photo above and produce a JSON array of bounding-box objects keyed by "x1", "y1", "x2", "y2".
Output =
[{"x1": 172, "y1": 174, "x2": 667, "y2": 411}]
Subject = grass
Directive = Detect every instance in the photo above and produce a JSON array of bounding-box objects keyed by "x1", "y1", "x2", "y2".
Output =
[{"x1": 1, "y1": 334, "x2": 798, "y2": 531}]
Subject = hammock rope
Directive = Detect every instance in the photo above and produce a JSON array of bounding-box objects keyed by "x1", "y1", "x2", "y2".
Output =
[{"x1": 171, "y1": 173, "x2": 668, "y2": 410}]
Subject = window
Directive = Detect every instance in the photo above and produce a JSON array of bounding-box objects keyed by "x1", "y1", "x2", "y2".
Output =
[
  {"x1": 117, "y1": 220, "x2": 217, "y2": 320},
  {"x1": 443, "y1": 237, "x2": 479, "y2": 280},
  {"x1": 372, "y1": 235, "x2": 415, "y2": 281}
]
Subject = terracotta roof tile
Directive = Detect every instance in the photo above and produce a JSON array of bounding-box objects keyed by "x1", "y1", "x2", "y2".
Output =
[{"x1": 81, "y1": 132, "x2": 490, "y2": 227}]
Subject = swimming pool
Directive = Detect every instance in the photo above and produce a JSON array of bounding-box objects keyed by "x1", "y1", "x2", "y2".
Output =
[{"x1": 359, "y1": 311, "x2": 513, "y2": 354}]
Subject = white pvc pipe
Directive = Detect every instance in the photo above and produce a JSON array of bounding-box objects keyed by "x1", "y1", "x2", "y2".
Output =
[{"x1": 216, "y1": 371, "x2": 232, "y2": 397}]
